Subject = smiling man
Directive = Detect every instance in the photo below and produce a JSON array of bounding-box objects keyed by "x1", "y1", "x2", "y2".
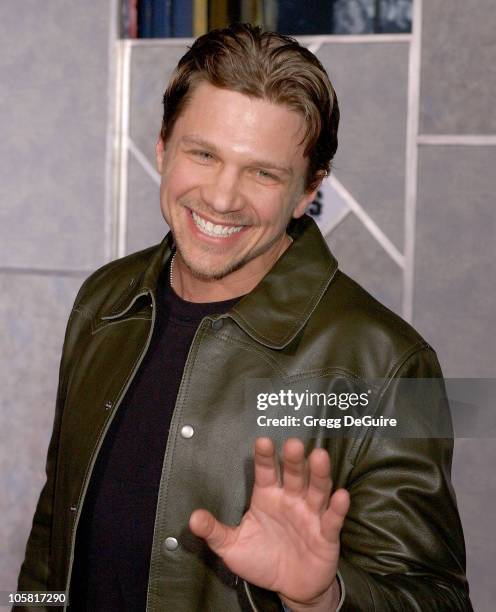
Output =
[
  {"x1": 18, "y1": 24, "x2": 472, "y2": 612},
  {"x1": 156, "y1": 83, "x2": 312, "y2": 296}
]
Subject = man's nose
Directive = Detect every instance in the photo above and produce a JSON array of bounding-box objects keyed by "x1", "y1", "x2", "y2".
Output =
[{"x1": 200, "y1": 166, "x2": 244, "y2": 214}]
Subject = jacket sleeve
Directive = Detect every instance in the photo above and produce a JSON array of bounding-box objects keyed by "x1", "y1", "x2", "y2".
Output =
[
  {"x1": 335, "y1": 346, "x2": 472, "y2": 611},
  {"x1": 16, "y1": 295, "x2": 90, "y2": 605}
]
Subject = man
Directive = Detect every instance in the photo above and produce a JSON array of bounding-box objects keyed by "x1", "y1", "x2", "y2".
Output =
[{"x1": 18, "y1": 24, "x2": 472, "y2": 611}]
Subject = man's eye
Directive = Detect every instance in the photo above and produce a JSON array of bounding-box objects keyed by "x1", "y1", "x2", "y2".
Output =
[
  {"x1": 192, "y1": 151, "x2": 214, "y2": 161},
  {"x1": 256, "y1": 169, "x2": 277, "y2": 182}
]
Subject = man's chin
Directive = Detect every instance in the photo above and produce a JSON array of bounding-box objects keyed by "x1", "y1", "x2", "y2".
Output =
[
  {"x1": 175, "y1": 229, "x2": 290, "y2": 282},
  {"x1": 177, "y1": 244, "x2": 263, "y2": 282},
  {"x1": 179, "y1": 256, "x2": 247, "y2": 282}
]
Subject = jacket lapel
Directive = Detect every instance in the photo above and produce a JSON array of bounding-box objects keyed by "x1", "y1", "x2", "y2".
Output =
[{"x1": 230, "y1": 215, "x2": 338, "y2": 349}]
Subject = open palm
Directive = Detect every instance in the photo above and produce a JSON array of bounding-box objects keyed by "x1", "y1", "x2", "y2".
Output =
[{"x1": 189, "y1": 437, "x2": 350, "y2": 607}]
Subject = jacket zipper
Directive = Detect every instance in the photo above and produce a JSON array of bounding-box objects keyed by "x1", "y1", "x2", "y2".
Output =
[{"x1": 62, "y1": 290, "x2": 156, "y2": 610}]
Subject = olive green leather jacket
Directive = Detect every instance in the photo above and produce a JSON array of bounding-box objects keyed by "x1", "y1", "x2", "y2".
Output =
[{"x1": 18, "y1": 215, "x2": 472, "y2": 611}]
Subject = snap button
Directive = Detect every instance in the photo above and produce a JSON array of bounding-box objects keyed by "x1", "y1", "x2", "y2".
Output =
[
  {"x1": 212, "y1": 319, "x2": 223, "y2": 330},
  {"x1": 181, "y1": 425, "x2": 194, "y2": 439},
  {"x1": 163, "y1": 537, "x2": 179, "y2": 552}
]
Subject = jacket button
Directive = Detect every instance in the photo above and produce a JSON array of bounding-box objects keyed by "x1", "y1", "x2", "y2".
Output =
[
  {"x1": 211, "y1": 319, "x2": 223, "y2": 330},
  {"x1": 163, "y1": 537, "x2": 179, "y2": 552},
  {"x1": 180, "y1": 425, "x2": 194, "y2": 439}
]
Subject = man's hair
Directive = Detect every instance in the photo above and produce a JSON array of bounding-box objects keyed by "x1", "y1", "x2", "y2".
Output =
[{"x1": 161, "y1": 23, "x2": 339, "y2": 191}]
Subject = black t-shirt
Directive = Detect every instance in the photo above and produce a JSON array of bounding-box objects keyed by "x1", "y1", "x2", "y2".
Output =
[{"x1": 70, "y1": 260, "x2": 241, "y2": 611}]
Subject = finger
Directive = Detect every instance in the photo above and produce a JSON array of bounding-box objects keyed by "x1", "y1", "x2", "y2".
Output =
[
  {"x1": 253, "y1": 437, "x2": 279, "y2": 488},
  {"x1": 305, "y1": 448, "x2": 332, "y2": 512},
  {"x1": 189, "y1": 509, "x2": 235, "y2": 555},
  {"x1": 281, "y1": 438, "x2": 306, "y2": 496},
  {"x1": 320, "y1": 489, "x2": 350, "y2": 542}
]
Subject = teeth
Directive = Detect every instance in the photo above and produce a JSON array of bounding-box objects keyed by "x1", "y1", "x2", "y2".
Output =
[{"x1": 192, "y1": 211, "x2": 243, "y2": 237}]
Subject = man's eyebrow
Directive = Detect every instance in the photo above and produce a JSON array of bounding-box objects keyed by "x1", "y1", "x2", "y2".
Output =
[{"x1": 181, "y1": 135, "x2": 293, "y2": 175}]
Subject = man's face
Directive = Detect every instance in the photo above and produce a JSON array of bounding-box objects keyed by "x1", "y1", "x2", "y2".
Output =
[{"x1": 156, "y1": 81, "x2": 319, "y2": 282}]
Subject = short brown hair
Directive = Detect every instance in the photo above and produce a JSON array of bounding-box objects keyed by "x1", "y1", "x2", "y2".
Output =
[{"x1": 161, "y1": 23, "x2": 339, "y2": 191}]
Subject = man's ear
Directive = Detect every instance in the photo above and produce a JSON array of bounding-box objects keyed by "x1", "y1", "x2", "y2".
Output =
[
  {"x1": 292, "y1": 171, "x2": 326, "y2": 219},
  {"x1": 155, "y1": 136, "x2": 166, "y2": 174}
]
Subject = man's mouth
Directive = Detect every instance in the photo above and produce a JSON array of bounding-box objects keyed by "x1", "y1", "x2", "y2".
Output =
[{"x1": 191, "y1": 210, "x2": 244, "y2": 238}]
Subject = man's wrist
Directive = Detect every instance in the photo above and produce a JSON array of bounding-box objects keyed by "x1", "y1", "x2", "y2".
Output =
[{"x1": 279, "y1": 578, "x2": 341, "y2": 612}]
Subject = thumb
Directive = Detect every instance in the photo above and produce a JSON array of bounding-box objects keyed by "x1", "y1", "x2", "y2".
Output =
[{"x1": 189, "y1": 509, "x2": 235, "y2": 555}]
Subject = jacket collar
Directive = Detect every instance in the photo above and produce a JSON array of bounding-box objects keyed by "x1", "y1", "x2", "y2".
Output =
[
  {"x1": 100, "y1": 233, "x2": 173, "y2": 321},
  {"x1": 230, "y1": 215, "x2": 338, "y2": 348},
  {"x1": 103, "y1": 215, "x2": 338, "y2": 349}
]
